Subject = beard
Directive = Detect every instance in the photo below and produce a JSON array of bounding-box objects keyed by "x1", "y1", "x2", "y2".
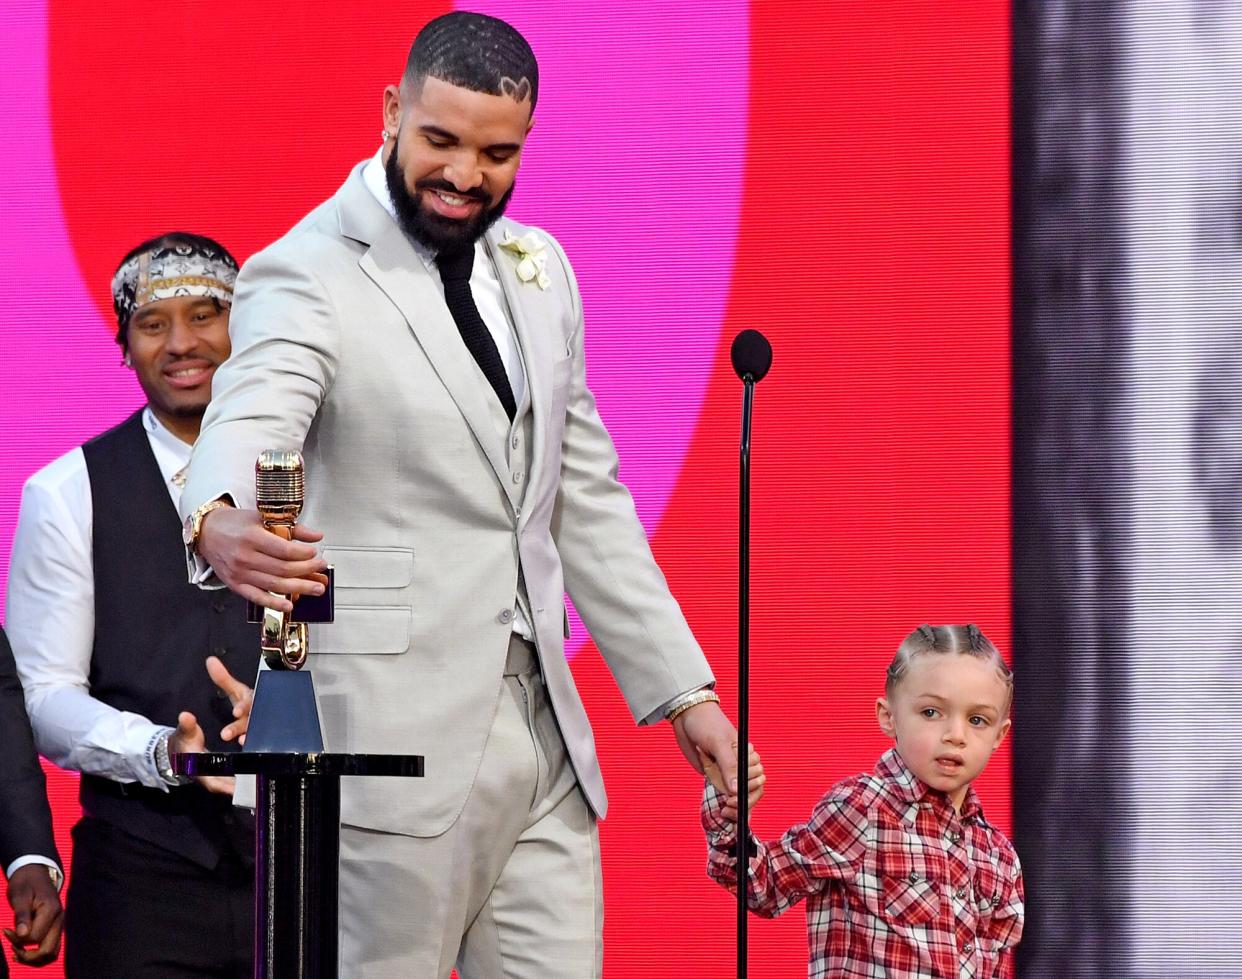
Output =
[{"x1": 385, "y1": 134, "x2": 514, "y2": 253}]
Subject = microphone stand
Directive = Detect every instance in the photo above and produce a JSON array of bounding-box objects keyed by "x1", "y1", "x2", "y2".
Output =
[
  {"x1": 737, "y1": 373, "x2": 755, "y2": 979},
  {"x1": 729, "y1": 327, "x2": 769, "y2": 979}
]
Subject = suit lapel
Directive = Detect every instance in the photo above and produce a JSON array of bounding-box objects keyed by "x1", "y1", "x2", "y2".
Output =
[
  {"x1": 343, "y1": 174, "x2": 516, "y2": 505},
  {"x1": 486, "y1": 224, "x2": 556, "y2": 513}
]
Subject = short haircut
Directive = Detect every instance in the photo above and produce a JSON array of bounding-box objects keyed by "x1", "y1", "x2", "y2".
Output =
[
  {"x1": 403, "y1": 11, "x2": 539, "y2": 110},
  {"x1": 112, "y1": 231, "x2": 238, "y2": 350},
  {"x1": 885, "y1": 624, "x2": 1014, "y2": 713}
]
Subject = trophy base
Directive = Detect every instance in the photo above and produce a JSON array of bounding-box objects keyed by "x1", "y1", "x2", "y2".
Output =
[{"x1": 244, "y1": 669, "x2": 325, "y2": 753}]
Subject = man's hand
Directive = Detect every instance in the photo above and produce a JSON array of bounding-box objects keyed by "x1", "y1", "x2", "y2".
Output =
[
  {"x1": 206, "y1": 655, "x2": 253, "y2": 746},
  {"x1": 197, "y1": 506, "x2": 326, "y2": 612},
  {"x1": 168, "y1": 656, "x2": 255, "y2": 795},
  {"x1": 707, "y1": 745, "x2": 765, "y2": 823},
  {"x1": 672, "y1": 700, "x2": 739, "y2": 795},
  {"x1": 3, "y1": 864, "x2": 62, "y2": 967}
]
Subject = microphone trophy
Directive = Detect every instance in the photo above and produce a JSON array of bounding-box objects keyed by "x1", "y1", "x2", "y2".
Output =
[
  {"x1": 172, "y1": 450, "x2": 423, "y2": 979},
  {"x1": 247, "y1": 449, "x2": 327, "y2": 753}
]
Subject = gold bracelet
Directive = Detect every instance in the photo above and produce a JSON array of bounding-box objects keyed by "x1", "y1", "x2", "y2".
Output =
[{"x1": 666, "y1": 689, "x2": 720, "y2": 723}]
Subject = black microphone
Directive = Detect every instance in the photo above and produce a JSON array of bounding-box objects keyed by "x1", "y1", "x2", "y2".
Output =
[{"x1": 730, "y1": 329, "x2": 772, "y2": 383}]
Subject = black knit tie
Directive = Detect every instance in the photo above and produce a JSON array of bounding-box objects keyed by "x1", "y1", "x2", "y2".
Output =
[{"x1": 435, "y1": 246, "x2": 517, "y2": 422}]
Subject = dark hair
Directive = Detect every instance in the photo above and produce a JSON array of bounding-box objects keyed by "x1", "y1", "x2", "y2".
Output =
[
  {"x1": 112, "y1": 231, "x2": 238, "y2": 350},
  {"x1": 403, "y1": 11, "x2": 539, "y2": 111}
]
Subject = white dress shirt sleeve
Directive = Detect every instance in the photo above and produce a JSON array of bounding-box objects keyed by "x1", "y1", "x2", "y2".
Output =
[
  {"x1": 5, "y1": 855, "x2": 62, "y2": 890},
  {"x1": 5, "y1": 448, "x2": 169, "y2": 788}
]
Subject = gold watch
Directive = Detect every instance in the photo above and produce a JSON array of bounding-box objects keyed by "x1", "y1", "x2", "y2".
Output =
[{"x1": 182, "y1": 498, "x2": 232, "y2": 551}]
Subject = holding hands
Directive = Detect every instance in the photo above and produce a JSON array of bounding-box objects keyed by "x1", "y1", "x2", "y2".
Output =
[{"x1": 704, "y1": 744, "x2": 765, "y2": 823}]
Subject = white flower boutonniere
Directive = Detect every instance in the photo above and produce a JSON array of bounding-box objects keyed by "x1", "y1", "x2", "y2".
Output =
[{"x1": 498, "y1": 230, "x2": 551, "y2": 290}]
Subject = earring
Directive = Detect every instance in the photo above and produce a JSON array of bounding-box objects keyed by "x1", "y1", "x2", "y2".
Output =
[
  {"x1": 122, "y1": 352, "x2": 132, "y2": 367},
  {"x1": 382, "y1": 129, "x2": 389, "y2": 141}
]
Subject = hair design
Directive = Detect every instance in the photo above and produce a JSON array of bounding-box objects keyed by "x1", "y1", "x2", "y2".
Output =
[
  {"x1": 403, "y1": 11, "x2": 539, "y2": 110},
  {"x1": 885, "y1": 623, "x2": 1014, "y2": 711}
]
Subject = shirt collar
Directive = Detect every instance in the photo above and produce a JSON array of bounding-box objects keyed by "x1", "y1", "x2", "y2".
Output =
[
  {"x1": 874, "y1": 747, "x2": 984, "y2": 822},
  {"x1": 362, "y1": 145, "x2": 397, "y2": 222},
  {"x1": 142, "y1": 406, "x2": 192, "y2": 462}
]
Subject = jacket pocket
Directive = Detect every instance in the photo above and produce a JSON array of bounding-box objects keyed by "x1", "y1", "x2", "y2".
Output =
[
  {"x1": 315, "y1": 605, "x2": 411, "y2": 655},
  {"x1": 314, "y1": 546, "x2": 414, "y2": 655},
  {"x1": 323, "y1": 546, "x2": 414, "y2": 589}
]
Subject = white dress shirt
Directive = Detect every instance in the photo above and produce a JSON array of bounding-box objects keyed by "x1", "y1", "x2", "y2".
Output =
[{"x1": 6, "y1": 407, "x2": 188, "y2": 806}]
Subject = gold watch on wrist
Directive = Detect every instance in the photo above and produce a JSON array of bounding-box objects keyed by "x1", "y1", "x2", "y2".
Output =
[{"x1": 182, "y1": 498, "x2": 232, "y2": 552}]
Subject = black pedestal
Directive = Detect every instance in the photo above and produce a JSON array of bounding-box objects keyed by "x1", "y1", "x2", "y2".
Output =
[{"x1": 174, "y1": 751, "x2": 423, "y2": 979}]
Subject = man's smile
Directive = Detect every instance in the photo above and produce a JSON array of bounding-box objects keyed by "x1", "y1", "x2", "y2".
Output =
[
  {"x1": 424, "y1": 187, "x2": 485, "y2": 220},
  {"x1": 162, "y1": 359, "x2": 216, "y2": 389}
]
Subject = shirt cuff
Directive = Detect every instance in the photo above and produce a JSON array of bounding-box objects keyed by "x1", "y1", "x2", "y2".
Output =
[
  {"x1": 701, "y1": 780, "x2": 736, "y2": 837},
  {"x1": 6, "y1": 856, "x2": 63, "y2": 891},
  {"x1": 144, "y1": 725, "x2": 179, "y2": 791},
  {"x1": 187, "y1": 548, "x2": 226, "y2": 588}
]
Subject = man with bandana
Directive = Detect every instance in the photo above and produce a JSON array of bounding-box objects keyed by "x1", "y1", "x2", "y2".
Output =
[
  {"x1": 7, "y1": 233, "x2": 257, "y2": 978},
  {"x1": 180, "y1": 12, "x2": 748, "y2": 979}
]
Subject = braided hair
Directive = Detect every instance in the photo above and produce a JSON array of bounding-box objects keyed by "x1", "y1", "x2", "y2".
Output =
[{"x1": 885, "y1": 624, "x2": 1013, "y2": 712}]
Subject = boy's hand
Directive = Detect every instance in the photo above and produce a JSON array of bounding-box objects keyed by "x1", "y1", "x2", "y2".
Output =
[{"x1": 704, "y1": 744, "x2": 765, "y2": 823}]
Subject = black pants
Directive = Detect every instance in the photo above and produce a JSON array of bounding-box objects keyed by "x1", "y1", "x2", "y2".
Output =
[{"x1": 65, "y1": 816, "x2": 252, "y2": 979}]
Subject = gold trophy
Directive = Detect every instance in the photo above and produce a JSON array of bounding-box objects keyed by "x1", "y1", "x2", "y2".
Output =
[
  {"x1": 256, "y1": 449, "x2": 310, "y2": 670},
  {"x1": 244, "y1": 449, "x2": 332, "y2": 753}
]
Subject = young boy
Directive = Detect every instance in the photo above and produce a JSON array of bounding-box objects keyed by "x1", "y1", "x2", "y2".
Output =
[{"x1": 704, "y1": 624, "x2": 1023, "y2": 978}]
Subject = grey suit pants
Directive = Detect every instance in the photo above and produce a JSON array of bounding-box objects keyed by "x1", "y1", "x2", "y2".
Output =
[{"x1": 338, "y1": 635, "x2": 603, "y2": 978}]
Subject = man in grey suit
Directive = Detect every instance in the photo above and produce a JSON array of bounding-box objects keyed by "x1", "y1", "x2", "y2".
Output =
[{"x1": 181, "y1": 12, "x2": 744, "y2": 977}]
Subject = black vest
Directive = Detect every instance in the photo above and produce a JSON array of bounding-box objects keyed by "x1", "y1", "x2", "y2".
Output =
[{"x1": 80, "y1": 410, "x2": 256, "y2": 868}]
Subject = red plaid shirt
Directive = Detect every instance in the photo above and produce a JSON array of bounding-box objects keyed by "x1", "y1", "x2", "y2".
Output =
[{"x1": 703, "y1": 748, "x2": 1023, "y2": 978}]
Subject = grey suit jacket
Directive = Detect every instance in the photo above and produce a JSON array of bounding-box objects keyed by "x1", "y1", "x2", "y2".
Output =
[{"x1": 182, "y1": 162, "x2": 713, "y2": 837}]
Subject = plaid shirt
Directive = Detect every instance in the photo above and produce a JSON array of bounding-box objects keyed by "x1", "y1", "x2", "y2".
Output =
[{"x1": 703, "y1": 749, "x2": 1023, "y2": 979}]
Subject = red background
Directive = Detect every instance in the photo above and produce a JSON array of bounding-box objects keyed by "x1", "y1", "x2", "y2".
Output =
[{"x1": 7, "y1": 1, "x2": 1009, "y2": 975}]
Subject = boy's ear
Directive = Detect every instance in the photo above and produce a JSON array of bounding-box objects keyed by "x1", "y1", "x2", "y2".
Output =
[
  {"x1": 993, "y1": 716, "x2": 1012, "y2": 749},
  {"x1": 875, "y1": 697, "x2": 896, "y2": 738}
]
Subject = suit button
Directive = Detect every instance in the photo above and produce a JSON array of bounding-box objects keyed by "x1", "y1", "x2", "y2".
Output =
[
  {"x1": 213, "y1": 601, "x2": 228, "y2": 614},
  {"x1": 511, "y1": 435, "x2": 520, "y2": 449},
  {"x1": 498, "y1": 609, "x2": 514, "y2": 624},
  {"x1": 514, "y1": 507, "x2": 522, "y2": 520},
  {"x1": 512, "y1": 470, "x2": 524, "y2": 484}
]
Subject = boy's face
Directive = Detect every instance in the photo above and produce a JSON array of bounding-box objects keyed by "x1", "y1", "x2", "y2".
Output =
[{"x1": 876, "y1": 653, "x2": 1011, "y2": 811}]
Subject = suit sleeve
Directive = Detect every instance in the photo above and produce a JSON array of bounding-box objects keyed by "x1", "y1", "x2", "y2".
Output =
[
  {"x1": 0, "y1": 628, "x2": 59, "y2": 873},
  {"x1": 180, "y1": 245, "x2": 342, "y2": 525},
  {"x1": 541, "y1": 233, "x2": 714, "y2": 723}
]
